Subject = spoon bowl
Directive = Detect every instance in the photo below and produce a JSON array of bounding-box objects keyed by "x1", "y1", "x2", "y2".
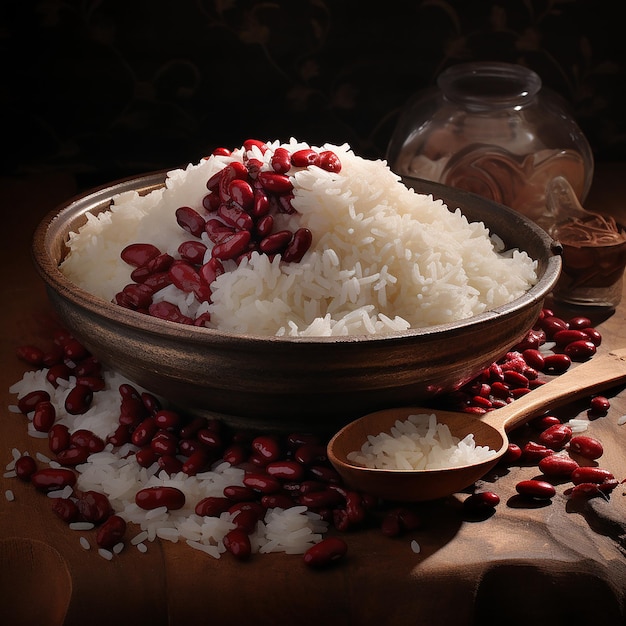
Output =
[{"x1": 327, "y1": 347, "x2": 626, "y2": 501}]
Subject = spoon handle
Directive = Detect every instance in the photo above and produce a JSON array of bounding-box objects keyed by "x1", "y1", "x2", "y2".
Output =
[{"x1": 481, "y1": 347, "x2": 626, "y2": 432}]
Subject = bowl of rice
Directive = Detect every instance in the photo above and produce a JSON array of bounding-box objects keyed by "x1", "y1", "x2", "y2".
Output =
[{"x1": 32, "y1": 139, "x2": 561, "y2": 431}]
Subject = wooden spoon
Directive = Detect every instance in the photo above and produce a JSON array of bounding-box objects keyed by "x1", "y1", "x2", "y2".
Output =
[{"x1": 327, "y1": 347, "x2": 626, "y2": 502}]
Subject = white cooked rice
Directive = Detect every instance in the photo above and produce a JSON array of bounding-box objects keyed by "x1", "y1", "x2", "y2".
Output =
[
  {"x1": 60, "y1": 139, "x2": 537, "y2": 337},
  {"x1": 8, "y1": 365, "x2": 330, "y2": 557},
  {"x1": 347, "y1": 413, "x2": 497, "y2": 470}
]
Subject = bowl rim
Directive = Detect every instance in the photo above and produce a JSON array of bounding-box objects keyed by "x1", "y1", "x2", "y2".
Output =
[{"x1": 32, "y1": 170, "x2": 562, "y2": 347}]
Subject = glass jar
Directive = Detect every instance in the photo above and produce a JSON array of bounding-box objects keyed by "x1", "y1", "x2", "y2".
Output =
[{"x1": 386, "y1": 62, "x2": 594, "y2": 228}]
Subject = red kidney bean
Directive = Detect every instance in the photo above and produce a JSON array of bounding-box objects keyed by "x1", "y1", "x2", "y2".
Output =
[
  {"x1": 261, "y1": 493, "x2": 296, "y2": 509},
  {"x1": 48, "y1": 423, "x2": 71, "y2": 454},
  {"x1": 319, "y1": 150, "x2": 342, "y2": 173},
  {"x1": 152, "y1": 409, "x2": 179, "y2": 431},
  {"x1": 51, "y1": 497, "x2": 79, "y2": 523},
  {"x1": 538, "y1": 454, "x2": 579, "y2": 478},
  {"x1": 31, "y1": 468, "x2": 76, "y2": 492},
  {"x1": 158, "y1": 455, "x2": 184, "y2": 475},
  {"x1": 308, "y1": 465, "x2": 341, "y2": 484},
  {"x1": 219, "y1": 162, "x2": 248, "y2": 202},
  {"x1": 148, "y1": 301, "x2": 193, "y2": 325},
  {"x1": 553, "y1": 329, "x2": 589, "y2": 347},
  {"x1": 18, "y1": 389, "x2": 51, "y2": 414},
  {"x1": 277, "y1": 192, "x2": 295, "y2": 214},
  {"x1": 224, "y1": 529, "x2": 252, "y2": 561},
  {"x1": 211, "y1": 230, "x2": 252, "y2": 261},
  {"x1": 298, "y1": 489, "x2": 344, "y2": 509},
  {"x1": 169, "y1": 260, "x2": 203, "y2": 294},
  {"x1": 77, "y1": 490, "x2": 112, "y2": 523},
  {"x1": 14, "y1": 455, "x2": 37, "y2": 481},
  {"x1": 135, "y1": 486, "x2": 185, "y2": 511},
  {"x1": 107, "y1": 423, "x2": 132, "y2": 447},
  {"x1": 195, "y1": 496, "x2": 232, "y2": 517},
  {"x1": 243, "y1": 138, "x2": 267, "y2": 153},
  {"x1": 271, "y1": 147, "x2": 291, "y2": 173},
  {"x1": 250, "y1": 435, "x2": 281, "y2": 463},
  {"x1": 119, "y1": 395, "x2": 147, "y2": 427},
  {"x1": 294, "y1": 443, "x2": 327, "y2": 466},
  {"x1": 16, "y1": 344, "x2": 45, "y2": 366},
  {"x1": 135, "y1": 447, "x2": 158, "y2": 468},
  {"x1": 179, "y1": 416, "x2": 208, "y2": 439},
  {"x1": 303, "y1": 537, "x2": 347, "y2": 568},
  {"x1": 567, "y1": 316, "x2": 591, "y2": 330},
  {"x1": 64, "y1": 384, "x2": 93, "y2": 415},
  {"x1": 178, "y1": 240, "x2": 207, "y2": 265},
  {"x1": 490, "y1": 381, "x2": 511, "y2": 399},
  {"x1": 231, "y1": 508, "x2": 261, "y2": 534},
  {"x1": 286, "y1": 433, "x2": 322, "y2": 449},
  {"x1": 176, "y1": 206, "x2": 206, "y2": 237},
  {"x1": 96, "y1": 514, "x2": 127, "y2": 549},
  {"x1": 32, "y1": 401, "x2": 56, "y2": 432},
  {"x1": 222, "y1": 444, "x2": 248, "y2": 466},
  {"x1": 228, "y1": 179, "x2": 254, "y2": 212},
  {"x1": 56, "y1": 446, "x2": 90, "y2": 467},
  {"x1": 530, "y1": 414, "x2": 561, "y2": 431},
  {"x1": 503, "y1": 370, "x2": 529, "y2": 388},
  {"x1": 463, "y1": 491, "x2": 500, "y2": 513},
  {"x1": 243, "y1": 473, "x2": 281, "y2": 494},
  {"x1": 540, "y1": 316, "x2": 568, "y2": 338},
  {"x1": 182, "y1": 450, "x2": 210, "y2": 476},
  {"x1": 150, "y1": 431, "x2": 178, "y2": 457},
  {"x1": 76, "y1": 376, "x2": 106, "y2": 392},
  {"x1": 520, "y1": 349, "x2": 544, "y2": 371},
  {"x1": 223, "y1": 485, "x2": 256, "y2": 502},
  {"x1": 581, "y1": 327, "x2": 602, "y2": 346},
  {"x1": 131, "y1": 417, "x2": 158, "y2": 447},
  {"x1": 538, "y1": 424, "x2": 572, "y2": 450},
  {"x1": 521, "y1": 441, "x2": 555, "y2": 462},
  {"x1": 515, "y1": 479, "x2": 556, "y2": 500},
  {"x1": 567, "y1": 479, "x2": 619, "y2": 498},
  {"x1": 589, "y1": 395, "x2": 610, "y2": 414},
  {"x1": 258, "y1": 230, "x2": 292, "y2": 254},
  {"x1": 500, "y1": 443, "x2": 522, "y2": 465},
  {"x1": 202, "y1": 192, "x2": 220, "y2": 212},
  {"x1": 282, "y1": 227, "x2": 313, "y2": 263},
  {"x1": 291, "y1": 148, "x2": 320, "y2": 168},
  {"x1": 257, "y1": 171, "x2": 293, "y2": 194},
  {"x1": 131, "y1": 253, "x2": 175, "y2": 283},
  {"x1": 46, "y1": 363, "x2": 72, "y2": 387},
  {"x1": 564, "y1": 339, "x2": 596, "y2": 361},
  {"x1": 70, "y1": 429, "x2": 105, "y2": 453},
  {"x1": 542, "y1": 353, "x2": 571, "y2": 373},
  {"x1": 42, "y1": 344, "x2": 64, "y2": 367},
  {"x1": 568, "y1": 435, "x2": 604, "y2": 460},
  {"x1": 571, "y1": 466, "x2": 614, "y2": 485},
  {"x1": 265, "y1": 460, "x2": 305, "y2": 481},
  {"x1": 121, "y1": 243, "x2": 161, "y2": 267},
  {"x1": 252, "y1": 188, "x2": 271, "y2": 217},
  {"x1": 63, "y1": 338, "x2": 89, "y2": 361},
  {"x1": 245, "y1": 158, "x2": 263, "y2": 180},
  {"x1": 197, "y1": 429, "x2": 222, "y2": 451},
  {"x1": 218, "y1": 203, "x2": 254, "y2": 230}
]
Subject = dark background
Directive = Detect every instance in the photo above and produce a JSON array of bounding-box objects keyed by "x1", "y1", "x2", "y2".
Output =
[{"x1": 2, "y1": 0, "x2": 625, "y2": 190}]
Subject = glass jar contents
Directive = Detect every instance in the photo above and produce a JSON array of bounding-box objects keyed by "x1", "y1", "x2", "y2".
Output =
[
  {"x1": 386, "y1": 62, "x2": 594, "y2": 225},
  {"x1": 546, "y1": 177, "x2": 626, "y2": 308}
]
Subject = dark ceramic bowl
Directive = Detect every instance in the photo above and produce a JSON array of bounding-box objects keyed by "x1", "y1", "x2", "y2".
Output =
[{"x1": 32, "y1": 172, "x2": 561, "y2": 432}]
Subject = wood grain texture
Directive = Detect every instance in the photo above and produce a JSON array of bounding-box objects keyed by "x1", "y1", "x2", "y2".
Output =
[{"x1": 1, "y1": 168, "x2": 625, "y2": 626}]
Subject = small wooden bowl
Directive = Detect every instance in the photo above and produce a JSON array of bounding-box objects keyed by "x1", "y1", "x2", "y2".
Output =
[{"x1": 32, "y1": 173, "x2": 561, "y2": 432}]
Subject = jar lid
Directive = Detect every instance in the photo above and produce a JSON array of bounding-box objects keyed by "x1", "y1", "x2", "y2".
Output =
[{"x1": 438, "y1": 62, "x2": 542, "y2": 111}]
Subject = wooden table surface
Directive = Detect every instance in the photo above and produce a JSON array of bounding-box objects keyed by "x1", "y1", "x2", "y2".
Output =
[{"x1": 1, "y1": 166, "x2": 626, "y2": 626}]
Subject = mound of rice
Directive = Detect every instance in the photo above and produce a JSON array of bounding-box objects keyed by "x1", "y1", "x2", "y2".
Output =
[
  {"x1": 60, "y1": 139, "x2": 538, "y2": 336},
  {"x1": 347, "y1": 413, "x2": 497, "y2": 470}
]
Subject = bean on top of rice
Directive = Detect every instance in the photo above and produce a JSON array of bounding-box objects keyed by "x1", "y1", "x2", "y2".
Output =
[{"x1": 60, "y1": 139, "x2": 538, "y2": 337}]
